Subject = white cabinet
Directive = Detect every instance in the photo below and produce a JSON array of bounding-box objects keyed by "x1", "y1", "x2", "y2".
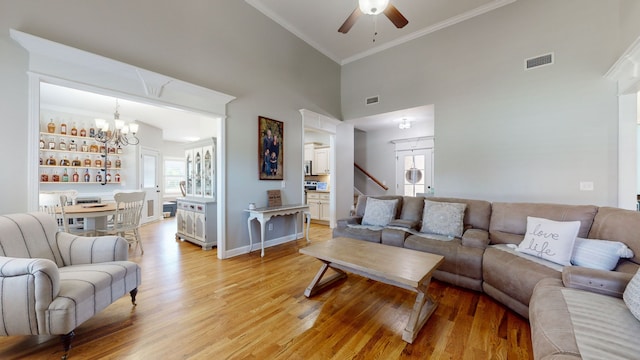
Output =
[
  {"x1": 185, "y1": 138, "x2": 215, "y2": 200},
  {"x1": 304, "y1": 144, "x2": 315, "y2": 162},
  {"x1": 306, "y1": 191, "x2": 330, "y2": 222},
  {"x1": 175, "y1": 198, "x2": 216, "y2": 250},
  {"x1": 313, "y1": 147, "x2": 330, "y2": 175}
]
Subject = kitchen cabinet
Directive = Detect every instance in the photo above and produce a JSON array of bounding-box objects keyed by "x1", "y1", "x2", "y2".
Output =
[
  {"x1": 304, "y1": 144, "x2": 315, "y2": 162},
  {"x1": 313, "y1": 147, "x2": 330, "y2": 175},
  {"x1": 185, "y1": 138, "x2": 216, "y2": 200},
  {"x1": 175, "y1": 198, "x2": 217, "y2": 250},
  {"x1": 306, "y1": 191, "x2": 330, "y2": 222}
]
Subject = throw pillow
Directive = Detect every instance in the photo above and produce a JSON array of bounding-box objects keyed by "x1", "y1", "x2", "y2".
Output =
[
  {"x1": 420, "y1": 200, "x2": 467, "y2": 238},
  {"x1": 516, "y1": 216, "x2": 580, "y2": 266},
  {"x1": 361, "y1": 198, "x2": 398, "y2": 227},
  {"x1": 571, "y1": 237, "x2": 634, "y2": 270},
  {"x1": 623, "y1": 268, "x2": 640, "y2": 321}
]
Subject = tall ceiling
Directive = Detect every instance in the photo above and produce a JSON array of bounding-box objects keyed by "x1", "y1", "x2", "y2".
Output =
[{"x1": 246, "y1": 0, "x2": 517, "y2": 65}]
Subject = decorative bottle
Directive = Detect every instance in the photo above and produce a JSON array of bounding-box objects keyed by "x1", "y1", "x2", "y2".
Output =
[
  {"x1": 115, "y1": 157, "x2": 121, "y2": 168},
  {"x1": 106, "y1": 172, "x2": 112, "y2": 183},
  {"x1": 106, "y1": 159, "x2": 112, "y2": 168},
  {"x1": 45, "y1": 155, "x2": 57, "y2": 166},
  {"x1": 70, "y1": 122, "x2": 77, "y2": 136},
  {"x1": 47, "y1": 119, "x2": 56, "y2": 133},
  {"x1": 81, "y1": 141, "x2": 89, "y2": 152},
  {"x1": 114, "y1": 172, "x2": 121, "y2": 182},
  {"x1": 95, "y1": 172, "x2": 102, "y2": 183},
  {"x1": 72, "y1": 169, "x2": 79, "y2": 182},
  {"x1": 39, "y1": 136, "x2": 45, "y2": 149},
  {"x1": 69, "y1": 140, "x2": 77, "y2": 151},
  {"x1": 84, "y1": 155, "x2": 92, "y2": 167},
  {"x1": 89, "y1": 127, "x2": 95, "y2": 137},
  {"x1": 95, "y1": 158, "x2": 102, "y2": 168},
  {"x1": 72, "y1": 156, "x2": 81, "y2": 167},
  {"x1": 60, "y1": 121, "x2": 67, "y2": 135},
  {"x1": 62, "y1": 168, "x2": 69, "y2": 182},
  {"x1": 83, "y1": 169, "x2": 91, "y2": 182},
  {"x1": 48, "y1": 137, "x2": 56, "y2": 150},
  {"x1": 60, "y1": 156, "x2": 70, "y2": 166},
  {"x1": 58, "y1": 138, "x2": 66, "y2": 151},
  {"x1": 52, "y1": 171, "x2": 60, "y2": 182},
  {"x1": 90, "y1": 143, "x2": 99, "y2": 153},
  {"x1": 80, "y1": 124, "x2": 87, "y2": 137}
]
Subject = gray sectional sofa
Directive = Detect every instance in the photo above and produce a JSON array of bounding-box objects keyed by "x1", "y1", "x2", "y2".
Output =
[{"x1": 333, "y1": 195, "x2": 640, "y2": 359}]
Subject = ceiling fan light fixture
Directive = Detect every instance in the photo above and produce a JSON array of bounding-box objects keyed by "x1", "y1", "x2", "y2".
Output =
[{"x1": 359, "y1": 0, "x2": 389, "y2": 15}]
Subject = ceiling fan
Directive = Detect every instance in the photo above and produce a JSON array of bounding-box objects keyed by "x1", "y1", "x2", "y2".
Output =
[{"x1": 338, "y1": 0, "x2": 409, "y2": 34}]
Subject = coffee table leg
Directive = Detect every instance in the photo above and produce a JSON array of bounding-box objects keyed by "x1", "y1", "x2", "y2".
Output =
[
  {"x1": 403, "y1": 281, "x2": 438, "y2": 343},
  {"x1": 304, "y1": 261, "x2": 347, "y2": 298}
]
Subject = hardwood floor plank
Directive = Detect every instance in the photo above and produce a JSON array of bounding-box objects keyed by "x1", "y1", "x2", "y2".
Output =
[{"x1": 0, "y1": 219, "x2": 533, "y2": 359}]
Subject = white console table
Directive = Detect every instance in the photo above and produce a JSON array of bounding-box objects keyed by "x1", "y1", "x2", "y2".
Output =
[{"x1": 245, "y1": 204, "x2": 311, "y2": 257}]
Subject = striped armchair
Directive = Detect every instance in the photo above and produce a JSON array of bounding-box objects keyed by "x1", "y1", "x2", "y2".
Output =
[{"x1": 0, "y1": 212, "x2": 141, "y2": 359}]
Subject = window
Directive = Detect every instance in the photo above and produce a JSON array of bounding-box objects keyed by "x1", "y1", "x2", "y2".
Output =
[{"x1": 164, "y1": 157, "x2": 185, "y2": 196}]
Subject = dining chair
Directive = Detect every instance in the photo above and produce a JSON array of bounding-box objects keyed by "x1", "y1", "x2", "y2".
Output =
[
  {"x1": 96, "y1": 191, "x2": 146, "y2": 254},
  {"x1": 38, "y1": 193, "x2": 65, "y2": 231},
  {"x1": 59, "y1": 194, "x2": 95, "y2": 236}
]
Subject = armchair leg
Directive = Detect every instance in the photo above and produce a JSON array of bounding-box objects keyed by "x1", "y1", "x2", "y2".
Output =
[
  {"x1": 130, "y1": 288, "x2": 138, "y2": 306},
  {"x1": 60, "y1": 331, "x2": 75, "y2": 360}
]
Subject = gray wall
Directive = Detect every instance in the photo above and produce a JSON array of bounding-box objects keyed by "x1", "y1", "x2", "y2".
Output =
[
  {"x1": 342, "y1": 0, "x2": 640, "y2": 206},
  {"x1": 0, "y1": 1, "x2": 341, "y2": 254}
]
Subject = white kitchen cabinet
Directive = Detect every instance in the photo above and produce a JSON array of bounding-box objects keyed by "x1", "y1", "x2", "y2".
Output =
[
  {"x1": 304, "y1": 143, "x2": 315, "y2": 162},
  {"x1": 306, "y1": 191, "x2": 330, "y2": 222},
  {"x1": 313, "y1": 147, "x2": 330, "y2": 175}
]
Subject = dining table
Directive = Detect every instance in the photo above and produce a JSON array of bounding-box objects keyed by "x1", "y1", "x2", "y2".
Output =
[{"x1": 61, "y1": 202, "x2": 118, "y2": 231}]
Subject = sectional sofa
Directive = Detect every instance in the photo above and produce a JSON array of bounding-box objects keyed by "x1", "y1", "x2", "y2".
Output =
[{"x1": 333, "y1": 195, "x2": 640, "y2": 359}]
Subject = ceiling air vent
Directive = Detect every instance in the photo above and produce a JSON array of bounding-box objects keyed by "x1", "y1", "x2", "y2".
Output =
[
  {"x1": 365, "y1": 96, "x2": 379, "y2": 105},
  {"x1": 525, "y1": 53, "x2": 553, "y2": 70}
]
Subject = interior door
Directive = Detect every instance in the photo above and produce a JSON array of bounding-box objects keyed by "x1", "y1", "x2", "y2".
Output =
[
  {"x1": 141, "y1": 148, "x2": 161, "y2": 224},
  {"x1": 396, "y1": 149, "x2": 433, "y2": 196}
]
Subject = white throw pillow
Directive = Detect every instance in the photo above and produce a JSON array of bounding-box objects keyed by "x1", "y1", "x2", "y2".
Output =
[
  {"x1": 571, "y1": 237, "x2": 634, "y2": 270},
  {"x1": 623, "y1": 268, "x2": 640, "y2": 321},
  {"x1": 516, "y1": 216, "x2": 580, "y2": 266},
  {"x1": 420, "y1": 200, "x2": 467, "y2": 238},
  {"x1": 361, "y1": 198, "x2": 398, "y2": 227}
]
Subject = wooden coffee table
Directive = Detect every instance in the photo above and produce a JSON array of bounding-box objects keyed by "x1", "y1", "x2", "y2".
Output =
[{"x1": 299, "y1": 237, "x2": 444, "y2": 343}]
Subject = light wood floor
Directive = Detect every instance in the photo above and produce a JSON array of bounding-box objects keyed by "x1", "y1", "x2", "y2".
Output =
[{"x1": 0, "y1": 219, "x2": 533, "y2": 359}]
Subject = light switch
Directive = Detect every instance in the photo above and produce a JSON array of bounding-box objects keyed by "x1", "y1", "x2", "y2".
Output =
[{"x1": 579, "y1": 181, "x2": 594, "y2": 191}]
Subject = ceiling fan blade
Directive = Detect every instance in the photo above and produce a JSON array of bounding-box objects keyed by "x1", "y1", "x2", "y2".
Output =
[
  {"x1": 338, "y1": 7, "x2": 362, "y2": 33},
  {"x1": 383, "y1": 4, "x2": 409, "y2": 29}
]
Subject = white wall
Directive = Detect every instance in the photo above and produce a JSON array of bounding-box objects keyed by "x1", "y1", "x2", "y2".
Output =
[
  {"x1": 0, "y1": 1, "x2": 341, "y2": 255},
  {"x1": 342, "y1": 0, "x2": 640, "y2": 206}
]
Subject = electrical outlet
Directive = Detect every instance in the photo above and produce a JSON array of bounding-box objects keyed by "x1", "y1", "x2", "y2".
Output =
[
  {"x1": 268, "y1": 223, "x2": 273, "y2": 231},
  {"x1": 579, "y1": 181, "x2": 594, "y2": 191}
]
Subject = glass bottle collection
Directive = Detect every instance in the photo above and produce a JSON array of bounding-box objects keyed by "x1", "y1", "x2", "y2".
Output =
[{"x1": 40, "y1": 118, "x2": 123, "y2": 183}]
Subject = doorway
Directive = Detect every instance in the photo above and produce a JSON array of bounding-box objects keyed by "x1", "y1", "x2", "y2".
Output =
[
  {"x1": 396, "y1": 148, "x2": 433, "y2": 196},
  {"x1": 141, "y1": 148, "x2": 161, "y2": 224}
]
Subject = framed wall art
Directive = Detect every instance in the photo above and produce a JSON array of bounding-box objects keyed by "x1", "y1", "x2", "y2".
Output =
[{"x1": 259, "y1": 116, "x2": 284, "y2": 180}]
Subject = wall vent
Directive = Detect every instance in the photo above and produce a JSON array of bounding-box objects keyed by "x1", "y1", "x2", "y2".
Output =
[
  {"x1": 365, "y1": 96, "x2": 379, "y2": 105},
  {"x1": 525, "y1": 53, "x2": 554, "y2": 70}
]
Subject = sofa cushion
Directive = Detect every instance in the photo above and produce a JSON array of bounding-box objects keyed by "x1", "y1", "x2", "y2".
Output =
[
  {"x1": 623, "y1": 268, "x2": 640, "y2": 321},
  {"x1": 516, "y1": 217, "x2": 580, "y2": 266},
  {"x1": 420, "y1": 200, "x2": 466, "y2": 237},
  {"x1": 427, "y1": 197, "x2": 492, "y2": 231},
  {"x1": 571, "y1": 237, "x2": 634, "y2": 270},
  {"x1": 361, "y1": 198, "x2": 398, "y2": 227},
  {"x1": 489, "y1": 202, "x2": 598, "y2": 245},
  {"x1": 588, "y1": 207, "x2": 640, "y2": 265}
]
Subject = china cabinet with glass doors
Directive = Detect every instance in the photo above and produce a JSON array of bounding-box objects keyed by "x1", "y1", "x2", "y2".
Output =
[{"x1": 177, "y1": 138, "x2": 217, "y2": 250}]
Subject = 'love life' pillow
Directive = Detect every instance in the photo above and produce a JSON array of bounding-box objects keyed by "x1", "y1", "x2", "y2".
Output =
[{"x1": 516, "y1": 216, "x2": 580, "y2": 266}]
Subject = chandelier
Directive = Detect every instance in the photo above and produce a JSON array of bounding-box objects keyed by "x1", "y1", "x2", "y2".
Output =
[{"x1": 93, "y1": 99, "x2": 140, "y2": 185}]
